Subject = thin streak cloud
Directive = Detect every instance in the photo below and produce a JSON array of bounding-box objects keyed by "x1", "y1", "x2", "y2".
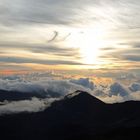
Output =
[{"x1": 0, "y1": 0, "x2": 140, "y2": 71}]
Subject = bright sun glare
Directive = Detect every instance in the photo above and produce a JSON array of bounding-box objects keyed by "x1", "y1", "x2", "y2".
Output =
[
  {"x1": 78, "y1": 26, "x2": 106, "y2": 65},
  {"x1": 64, "y1": 25, "x2": 107, "y2": 66}
]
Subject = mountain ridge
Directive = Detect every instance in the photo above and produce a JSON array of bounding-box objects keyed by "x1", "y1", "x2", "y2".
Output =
[{"x1": 0, "y1": 90, "x2": 140, "y2": 140}]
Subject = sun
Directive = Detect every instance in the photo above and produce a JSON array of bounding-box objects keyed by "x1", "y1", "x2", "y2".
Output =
[
  {"x1": 63, "y1": 25, "x2": 107, "y2": 66},
  {"x1": 79, "y1": 27, "x2": 105, "y2": 65}
]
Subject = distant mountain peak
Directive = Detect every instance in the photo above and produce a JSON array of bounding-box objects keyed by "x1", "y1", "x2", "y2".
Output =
[
  {"x1": 65, "y1": 90, "x2": 105, "y2": 104},
  {"x1": 49, "y1": 90, "x2": 106, "y2": 112}
]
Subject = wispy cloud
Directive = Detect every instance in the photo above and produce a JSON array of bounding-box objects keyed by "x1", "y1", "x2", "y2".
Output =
[
  {"x1": 0, "y1": 0, "x2": 140, "y2": 71},
  {"x1": 0, "y1": 56, "x2": 83, "y2": 65}
]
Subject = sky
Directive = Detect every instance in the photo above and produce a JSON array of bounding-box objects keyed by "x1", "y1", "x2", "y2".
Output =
[{"x1": 0, "y1": 0, "x2": 140, "y2": 77}]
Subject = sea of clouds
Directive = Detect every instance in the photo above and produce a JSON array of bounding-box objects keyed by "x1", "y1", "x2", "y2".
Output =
[{"x1": 0, "y1": 73, "x2": 140, "y2": 115}]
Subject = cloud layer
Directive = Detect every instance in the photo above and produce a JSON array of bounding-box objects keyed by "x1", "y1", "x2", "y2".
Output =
[
  {"x1": 0, "y1": 74, "x2": 140, "y2": 115},
  {"x1": 0, "y1": 0, "x2": 140, "y2": 70}
]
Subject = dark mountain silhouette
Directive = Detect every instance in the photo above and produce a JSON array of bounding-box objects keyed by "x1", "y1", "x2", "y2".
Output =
[
  {"x1": 0, "y1": 90, "x2": 140, "y2": 140},
  {"x1": 0, "y1": 89, "x2": 61, "y2": 101}
]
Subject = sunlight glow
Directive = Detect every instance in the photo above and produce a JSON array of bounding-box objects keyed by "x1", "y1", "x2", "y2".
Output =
[{"x1": 78, "y1": 26, "x2": 106, "y2": 65}]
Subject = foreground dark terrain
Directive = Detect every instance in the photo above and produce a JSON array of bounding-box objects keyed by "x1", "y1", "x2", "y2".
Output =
[{"x1": 0, "y1": 90, "x2": 140, "y2": 140}]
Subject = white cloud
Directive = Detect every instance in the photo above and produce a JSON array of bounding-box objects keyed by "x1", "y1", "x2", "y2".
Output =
[
  {"x1": 98, "y1": 95, "x2": 124, "y2": 104},
  {"x1": 0, "y1": 98, "x2": 56, "y2": 115},
  {"x1": 95, "y1": 82, "x2": 140, "y2": 103},
  {"x1": 0, "y1": 77, "x2": 94, "y2": 98},
  {"x1": 0, "y1": 75, "x2": 140, "y2": 107},
  {"x1": 129, "y1": 91, "x2": 140, "y2": 101}
]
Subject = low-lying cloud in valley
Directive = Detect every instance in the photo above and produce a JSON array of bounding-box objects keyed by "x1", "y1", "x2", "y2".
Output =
[{"x1": 0, "y1": 97, "x2": 56, "y2": 115}]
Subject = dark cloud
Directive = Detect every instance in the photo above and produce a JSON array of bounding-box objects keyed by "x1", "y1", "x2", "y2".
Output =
[
  {"x1": 100, "y1": 47, "x2": 117, "y2": 51},
  {"x1": 109, "y1": 82, "x2": 129, "y2": 97},
  {"x1": 0, "y1": 63, "x2": 29, "y2": 70},
  {"x1": 30, "y1": 46, "x2": 79, "y2": 57},
  {"x1": 100, "y1": 46, "x2": 140, "y2": 63},
  {"x1": 0, "y1": 56, "x2": 83, "y2": 65},
  {"x1": 61, "y1": 33, "x2": 71, "y2": 41},
  {"x1": 70, "y1": 78, "x2": 95, "y2": 90},
  {"x1": 129, "y1": 83, "x2": 140, "y2": 92},
  {"x1": 48, "y1": 31, "x2": 58, "y2": 42},
  {"x1": 0, "y1": 42, "x2": 80, "y2": 57},
  {"x1": 0, "y1": 0, "x2": 94, "y2": 26},
  {"x1": 130, "y1": 42, "x2": 140, "y2": 48},
  {"x1": 123, "y1": 55, "x2": 140, "y2": 62}
]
